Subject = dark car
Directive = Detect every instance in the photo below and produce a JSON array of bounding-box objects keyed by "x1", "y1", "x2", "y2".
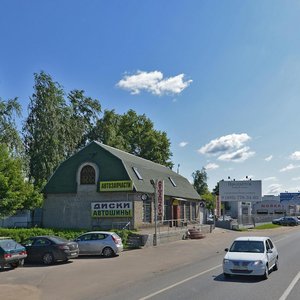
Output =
[
  {"x1": 22, "y1": 236, "x2": 79, "y2": 265},
  {"x1": 272, "y1": 216, "x2": 298, "y2": 226},
  {"x1": 0, "y1": 237, "x2": 27, "y2": 269}
]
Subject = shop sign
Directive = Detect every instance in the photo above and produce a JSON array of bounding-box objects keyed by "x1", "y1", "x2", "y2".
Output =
[
  {"x1": 91, "y1": 201, "x2": 132, "y2": 218},
  {"x1": 156, "y1": 179, "x2": 164, "y2": 218},
  {"x1": 99, "y1": 180, "x2": 133, "y2": 192}
]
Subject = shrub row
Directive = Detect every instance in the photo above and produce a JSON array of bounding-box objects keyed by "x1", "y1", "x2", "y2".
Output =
[{"x1": 0, "y1": 228, "x2": 135, "y2": 248}]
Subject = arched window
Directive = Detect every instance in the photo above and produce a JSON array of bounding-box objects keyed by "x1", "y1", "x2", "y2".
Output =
[{"x1": 80, "y1": 165, "x2": 96, "y2": 185}]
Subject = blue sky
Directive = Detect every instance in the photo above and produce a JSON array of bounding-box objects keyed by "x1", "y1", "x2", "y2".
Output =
[{"x1": 1, "y1": 1, "x2": 300, "y2": 195}]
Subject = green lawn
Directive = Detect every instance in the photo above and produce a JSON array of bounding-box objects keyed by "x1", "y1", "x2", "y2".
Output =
[{"x1": 254, "y1": 223, "x2": 281, "y2": 230}]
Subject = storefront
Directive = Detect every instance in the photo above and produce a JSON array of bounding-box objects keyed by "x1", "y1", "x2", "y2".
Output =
[{"x1": 43, "y1": 141, "x2": 202, "y2": 230}]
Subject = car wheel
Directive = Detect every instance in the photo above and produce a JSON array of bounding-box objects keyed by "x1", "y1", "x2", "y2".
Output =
[
  {"x1": 263, "y1": 266, "x2": 269, "y2": 280},
  {"x1": 102, "y1": 247, "x2": 114, "y2": 258},
  {"x1": 42, "y1": 253, "x2": 54, "y2": 265},
  {"x1": 274, "y1": 258, "x2": 279, "y2": 271},
  {"x1": 10, "y1": 262, "x2": 19, "y2": 268}
]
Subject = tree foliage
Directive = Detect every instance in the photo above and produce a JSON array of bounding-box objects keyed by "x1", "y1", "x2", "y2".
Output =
[
  {"x1": 201, "y1": 192, "x2": 215, "y2": 212},
  {"x1": 192, "y1": 167, "x2": 209, "y2": 195},
  {"x1": 65, "y1": 89, "x2": 101, "y2": 155},
  {"x1": 212, "y1": 182, "x2": 219, "y2": 195},
  {"x1": 88, "y1": 109, "x2": 173, "y2": 168},
  {"x1": 23, "y1": 72, "x2": 101, "y2": 186},
  {"x1": 0, "y1": 144, "x2": 43, "y2": 218},
  {"x1": 0, "y1": 97, "x2": 23, "y2": 155},
  {"x1": 23, "y1": 71, "x2": 68, "y2": 186}
]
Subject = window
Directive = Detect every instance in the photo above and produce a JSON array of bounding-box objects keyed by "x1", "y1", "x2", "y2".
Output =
[
  {"x1": 186, "y1": 203, "x2": 190, "y2": 220},
  {"x1": 191, "y1": 202, "x2": 196, "y2": 220},
  {"x1": 133, "y1": 167, "x2": 143, "y2": 180},
  {"x1": 80, "y1": 165, "x2": 96, "y2": 184},
  {"x1": 169, "y1": 177, "x2": 177, "y2": 187},
  {"x1": 143, "y1": 201, "x2": 151, "y2": 223}
]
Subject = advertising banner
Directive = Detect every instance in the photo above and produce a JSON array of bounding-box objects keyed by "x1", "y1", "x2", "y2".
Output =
[
  {"x1": 99, "y1": 180, "x2": 133, "y2": 192},
  {"x1": 91, "y1": 201, "x2": 132, "y2": 217},
  {"x1": 156, "y1": 179, "x2": 164, "y2": 218},
  {"x1": 219, "y1": 180, "x2": 262, "y2": 202}
]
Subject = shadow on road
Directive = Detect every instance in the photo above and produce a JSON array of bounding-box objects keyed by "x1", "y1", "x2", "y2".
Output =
[
  {"x1": 23, "y1": 260, "x2": 73, "y2": 268},
  {"x1": 213, "y1": 273, "x2": 265, "y2": 283}
]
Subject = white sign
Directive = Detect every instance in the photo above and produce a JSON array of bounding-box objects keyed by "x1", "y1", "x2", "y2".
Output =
[
  {"x1": 219, "y1": 180, "x2": 262, "y2": 202},
  {"x1": 156, "y1": 179, "x2": 164, "y2": 218},
  {"x1": 91, "y1": 201, "x2": 132, "y2": 218}
]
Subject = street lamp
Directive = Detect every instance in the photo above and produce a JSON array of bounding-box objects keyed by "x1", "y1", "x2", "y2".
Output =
[{"x1": 150, "y1": 179, "x2": 158, "y2": 246}]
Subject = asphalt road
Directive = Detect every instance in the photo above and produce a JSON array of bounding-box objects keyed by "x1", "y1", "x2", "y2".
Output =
[{"x1": 1, "y1": 226, "x2": 300, "y2": 300}]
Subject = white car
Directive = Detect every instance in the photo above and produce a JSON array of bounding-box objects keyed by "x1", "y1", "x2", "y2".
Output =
[
  {"x1": 74, "y1": 231, "x2": 123, "y2": 257},
  {"x1": 223, "y1": 236, "x2": 278, "y2": 279}
]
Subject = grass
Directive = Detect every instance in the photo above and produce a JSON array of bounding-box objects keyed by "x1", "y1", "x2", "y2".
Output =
[{"x1": 254, "y1": 223, "x2": 281, "y2": 230}]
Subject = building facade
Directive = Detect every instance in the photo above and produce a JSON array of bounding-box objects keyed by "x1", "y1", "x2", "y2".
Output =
[{"x1": 43, "y1": 141, "x2": 202, "y2": 230}]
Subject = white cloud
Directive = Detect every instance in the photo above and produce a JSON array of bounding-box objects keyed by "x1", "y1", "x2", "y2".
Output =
[
  {"x1": 290, "y1": 151, "x2": 300, "y2": 160},
  {"x1": 266, "y1": 184, "x2": 282, "y2": 195},
  {"x1": 179, "y1": 142, "x2": 188, "y2": 147},
  {"x1": 263, "y1": 176, "x2": 277, "y2": 181},
  {"x1": 117, "y1": 71, "x2": 192, "y2": 96},
  {"x1": 205, "y1": 163, "x2": 219, "y2": 170},
  {"x1": 217, "y1": 147, "x2": 255, "y2": 162},
  {"x1": 198, "y1": 133, "x2": 251, "y2": 155},
  {"x1": 292, "y1": 177, "x2": 300, "y2": 181},
  {"x1": 265, "y1": 155, "x2": 273, "y2": 162},
  {"x1": 280, "y1": 164, "x2": 300, "y2": 172}
]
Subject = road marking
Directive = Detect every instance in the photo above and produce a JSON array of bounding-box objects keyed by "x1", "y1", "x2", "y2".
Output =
[
  {"x1": 139, "y1": 264, "x2": 222, "y2": 300},
  {"x1": 274, "y1": 236, "x2": 291, "y2": 243},
  {"x1": 279, "y1": 271, "x2": 300, "y2": 300}
]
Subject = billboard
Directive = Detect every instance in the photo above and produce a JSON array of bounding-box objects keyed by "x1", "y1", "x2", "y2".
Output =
[
  {"x1": 99, "y1": 180, "x2": 133, "y2": 192},
  {"x1": 219, "y1": 180, "x2": 262, "y2": 202},
  {"x1": 91, "y1": 201, "x2": 132, "y2": 218},
  {"x1": 156, "y1": 179, "x2": 164, "y2": 218}
]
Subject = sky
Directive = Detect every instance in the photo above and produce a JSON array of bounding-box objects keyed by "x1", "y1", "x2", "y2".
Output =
[{"x1": 1, "y1": 0, "x2": 300, "y2": 196}]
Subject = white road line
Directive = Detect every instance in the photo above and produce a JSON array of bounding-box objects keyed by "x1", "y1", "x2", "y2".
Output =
[
  {"x1": 279, "y1": 271, "x2": 300, "y2": 300},
  {"x1": 274, "y1": 236, "x2": 291, "y2": 243},
  {"x1": 139, "y1": 264, "x2": 222, "y2": 300}
]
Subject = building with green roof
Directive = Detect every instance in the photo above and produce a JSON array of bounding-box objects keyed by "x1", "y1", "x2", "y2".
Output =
[{"x1": 43, "y1": 141, "x2": 203, "y2": 230}]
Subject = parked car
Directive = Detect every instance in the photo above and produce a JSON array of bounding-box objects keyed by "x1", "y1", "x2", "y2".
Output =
[
  {"x1": 0, "y1": 237, "x2": 27, "y2": 269},
  {"x1": 218, "y1": 215, "x2": 233, "y2": 221},
  {"x1": 22, "y1": 236, "x2": 79, "y2": 265},
  {"x1": 223, "y1": 236, "x2": 278, "y2": 279},
  {"x1": 272, "y1": 216, "x2": 298, "y2": 226},
  {"x1": 74, "y1": 231, "x2": 123, "y2": 257}
]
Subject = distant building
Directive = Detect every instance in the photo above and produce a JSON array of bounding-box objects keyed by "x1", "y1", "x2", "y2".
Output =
[
  {"x1": 280, "y1": 192, "x2": 300, "y2": 202},
  {"x1": 262, "y1": 195, "x2": 280, "y2": 202},
  {"x1": 252, "y1": 200, "x2": 285, "y2": 214}
]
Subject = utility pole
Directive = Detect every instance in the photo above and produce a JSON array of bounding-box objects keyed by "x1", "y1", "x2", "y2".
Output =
[{"x1": 150, "y1": 179, "x2": 158, "y2": 246}]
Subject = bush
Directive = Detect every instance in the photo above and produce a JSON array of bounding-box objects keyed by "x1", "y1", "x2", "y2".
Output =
[{"x1": 0, "y1": 227, "x2": 136, "y2": 248}]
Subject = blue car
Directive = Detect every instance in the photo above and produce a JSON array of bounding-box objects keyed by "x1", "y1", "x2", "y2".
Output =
[{"x1": 0, "y1": 237, "x2": 27, "y2": 269}]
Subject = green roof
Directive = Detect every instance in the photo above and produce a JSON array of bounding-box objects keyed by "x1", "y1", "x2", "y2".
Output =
[{"x1": 44, "y1": 141, "x2": 200, "y2": 201}]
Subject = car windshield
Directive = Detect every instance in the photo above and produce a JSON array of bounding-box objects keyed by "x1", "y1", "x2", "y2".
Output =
[
  {"x1": 0, "y1": 239, "x2": 21, "y2": 250},
  {"x1": 229, "y1": 240, "x2": 265, "y2": 253}
]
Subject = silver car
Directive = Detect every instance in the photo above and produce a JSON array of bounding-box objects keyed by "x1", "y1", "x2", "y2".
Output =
[{"x1": 74, "y1": 231, "x2": 123, "y2": 257}]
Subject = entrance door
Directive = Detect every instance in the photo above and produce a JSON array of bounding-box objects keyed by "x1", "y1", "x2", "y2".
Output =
[{"x1": 173, "y1": 205, "x2": 180, "y2": 226}]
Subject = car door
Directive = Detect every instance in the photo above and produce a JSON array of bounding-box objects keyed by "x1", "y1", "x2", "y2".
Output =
[
  {"x1": 90, "y1": 233, "x2": 107, "y2": 254},
  {"x1": 31, "y1": 238, "x2": 52, "y2": 262},
  {"x1": 266, "y1": 239, "x2": 276, "y2": 268},
  {"x1": 23, "y1": 238, "x2": 37, "y2": 261},
  {"x1": 76, "y1": 234, "x2": 93, "y2": 254}
]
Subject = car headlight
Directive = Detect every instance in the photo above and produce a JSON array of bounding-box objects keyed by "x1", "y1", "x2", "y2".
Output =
[
  {"x1": 223, "y1": 259, "x2": 230, "y2": 264},
  {"x1": 251, "y1": 260, "x2": 264, "y2": 266}
]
